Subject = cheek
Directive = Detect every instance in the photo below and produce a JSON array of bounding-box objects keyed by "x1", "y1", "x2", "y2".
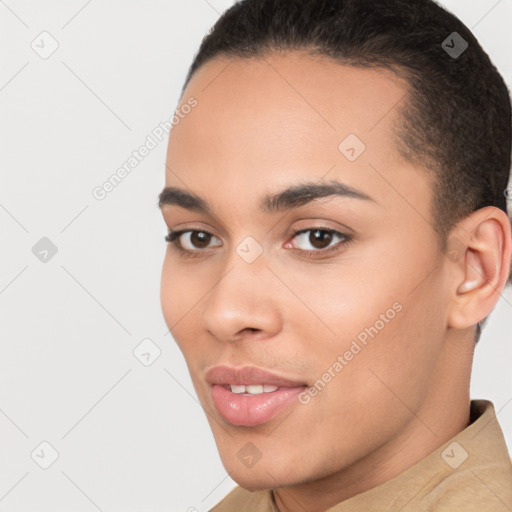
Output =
[
  {"x1": 273, "y1": 257, "x2": 404, "y2": 354},
  {"x1": 160, "y1": 255, "x2": 180, "y2": 326},
  {"x1": 160, "y1": 254, "x2": 206, "y2": 326},
  {"x1": 160, "y1": 255, "x2": 202, "y2": 352},
  {"x1": 280, "y1": 237, "x2": 444, "y2": 383},
  {"x1": 313, "y1": 274, "x2": 446, "y2": 421},
  {"x1": 160, "y1": 255, "x2": 223, "y2": 374}
]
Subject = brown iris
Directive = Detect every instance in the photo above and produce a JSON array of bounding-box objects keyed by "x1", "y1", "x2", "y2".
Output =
[
  {"x1": 309, "y1": 229, "x2": 333, "y2": 249},
  {"x1": 191, "y1": 231, "x2": 212, "y2": 248}
]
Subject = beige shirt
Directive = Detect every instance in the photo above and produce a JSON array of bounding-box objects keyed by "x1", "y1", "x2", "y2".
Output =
[{"x1": 210, "y1": 400, "x2": 512, "y2": 511}]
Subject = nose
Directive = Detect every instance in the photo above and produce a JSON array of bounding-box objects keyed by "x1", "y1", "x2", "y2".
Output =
[{"x1": 200, "y1": 251, "x2": 283, "y2": 343}]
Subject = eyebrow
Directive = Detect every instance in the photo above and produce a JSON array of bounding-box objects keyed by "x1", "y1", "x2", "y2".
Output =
[{"x1": 157, "y1": 180, "x2": 375, "y2": 214}]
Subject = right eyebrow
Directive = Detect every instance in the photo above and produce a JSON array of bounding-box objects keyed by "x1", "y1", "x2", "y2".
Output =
[{"x1": 158, "y1": 187, "x2": 211, "y2": 214}]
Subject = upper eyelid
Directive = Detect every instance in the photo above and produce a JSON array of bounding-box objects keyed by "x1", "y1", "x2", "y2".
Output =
[
  {"x1": 287, "y1": 228, "x2": 349, "y2": 248},
  {"x1": 292, "y1": 227, "x2": 343, "y2": 235},
  {"x1": 169, "y1": 226, "x2": 346, "y2": 238}
]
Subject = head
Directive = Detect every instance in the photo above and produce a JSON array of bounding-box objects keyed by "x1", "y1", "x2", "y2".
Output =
[{"x1": 159, "y1": 0, "x2": 511, "y2": 496}]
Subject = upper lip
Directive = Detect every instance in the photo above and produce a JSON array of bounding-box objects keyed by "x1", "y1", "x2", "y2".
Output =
[{"x1": 205, "y1": 365, "x2": 307, "y2": 388}]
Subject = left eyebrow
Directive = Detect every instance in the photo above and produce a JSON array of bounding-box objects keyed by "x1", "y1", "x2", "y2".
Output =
[
  {"x1": 157, "y1": 180, "x2": 375, "y2": 213},
  {"x1": 259, "y1": 180, "x2": 375, "y2": 213}
]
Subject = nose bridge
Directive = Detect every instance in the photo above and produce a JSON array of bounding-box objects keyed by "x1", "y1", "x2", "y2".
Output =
[
  {"x1": 214, "y1": 233, "x2": 269, "y2": 297},
  {"x1": 200, "y1": 237, "x2": 281, "y2": 341}
]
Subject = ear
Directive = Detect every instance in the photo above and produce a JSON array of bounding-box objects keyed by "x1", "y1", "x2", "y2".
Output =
[{"x1": 446, "y1": 206, "x2": 512, "y2": 330}]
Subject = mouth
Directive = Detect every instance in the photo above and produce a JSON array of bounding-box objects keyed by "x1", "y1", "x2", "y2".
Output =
[{"x1": 206, "y1": 365, "x2": 308, "y2": 427}]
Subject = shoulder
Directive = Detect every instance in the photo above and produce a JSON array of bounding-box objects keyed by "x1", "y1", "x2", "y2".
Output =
[
  {"x1": 421, "y1": 400, "x2": 512, "y2": 511},
  {"x1": 420, "y1": 466, "x2": 512, "y2": 511}
]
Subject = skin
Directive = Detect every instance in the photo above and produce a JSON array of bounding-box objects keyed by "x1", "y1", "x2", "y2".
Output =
[{"x1": 159, "y1": 51, "x2": 512, "y2": 512}]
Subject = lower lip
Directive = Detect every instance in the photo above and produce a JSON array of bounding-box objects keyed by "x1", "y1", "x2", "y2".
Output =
[{"x1": 210, "y1": 384, "x2": 306, "y2": 427}]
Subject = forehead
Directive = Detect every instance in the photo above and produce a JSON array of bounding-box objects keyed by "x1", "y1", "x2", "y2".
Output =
[{"x1": 165, "y1": 52, "x2": 432, "y2": 220}]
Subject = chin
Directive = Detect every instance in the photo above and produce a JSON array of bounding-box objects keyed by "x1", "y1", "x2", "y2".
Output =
[
  {"x1": 220, "y1": 455, "x2": 307, "y2": 492},
  {"x1": 230, "y1": 474, "x2": 274, "y2": 492}
]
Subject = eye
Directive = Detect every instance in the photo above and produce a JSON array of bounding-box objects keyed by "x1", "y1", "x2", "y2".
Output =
[
  {"x1": 165, "y1": 227, "x2": 351, "y2": 257},
  {"x1": 165, "y1": 229, "x2": 222, "y2": 252},
  {"x1": 288, "y1": 228, "x2": 351, "y2": 254}
]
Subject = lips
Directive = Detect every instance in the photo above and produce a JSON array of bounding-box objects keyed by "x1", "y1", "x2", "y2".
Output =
[{"x1": 206, "y1": 365, "x2": 308, "y2": 427}]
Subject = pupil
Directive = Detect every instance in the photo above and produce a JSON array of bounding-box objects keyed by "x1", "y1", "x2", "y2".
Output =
[
  {"x1": 310, "y1": 230, "x2": 332, "y2": 249},
  {"x1": 192, "y1": 231, "x2": 210, "y2": 248}
]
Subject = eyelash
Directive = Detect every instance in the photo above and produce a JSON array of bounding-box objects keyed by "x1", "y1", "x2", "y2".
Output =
[{"x1": 164, "y1": 227, "x2": 352, "y2": 258}]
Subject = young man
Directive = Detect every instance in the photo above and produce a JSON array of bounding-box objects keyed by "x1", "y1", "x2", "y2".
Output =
[{"x1": 158, "y1": 0, "x2": 512, "y2": 510}]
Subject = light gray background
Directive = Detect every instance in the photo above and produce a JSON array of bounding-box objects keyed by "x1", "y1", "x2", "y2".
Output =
[{"x1": 0, "y1": 1, "x2": 511, "y2": 511}]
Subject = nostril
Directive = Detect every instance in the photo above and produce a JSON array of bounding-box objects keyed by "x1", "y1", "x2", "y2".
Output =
[{"x1": 244, "y1": 328, "x2": 259, "y2": 333}]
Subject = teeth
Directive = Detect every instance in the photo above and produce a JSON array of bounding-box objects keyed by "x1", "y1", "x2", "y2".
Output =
[
  {"x1": 246, "y1": 384, "x2": 263, "y2": 394},
  {"x1": 229, "y1": 384, "x2": 279, "y2": 394}
]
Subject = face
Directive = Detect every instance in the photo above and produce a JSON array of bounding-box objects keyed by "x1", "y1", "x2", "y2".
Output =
[{"x1": 159, "y1": 51, "x2": 453, "y2": 491}]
